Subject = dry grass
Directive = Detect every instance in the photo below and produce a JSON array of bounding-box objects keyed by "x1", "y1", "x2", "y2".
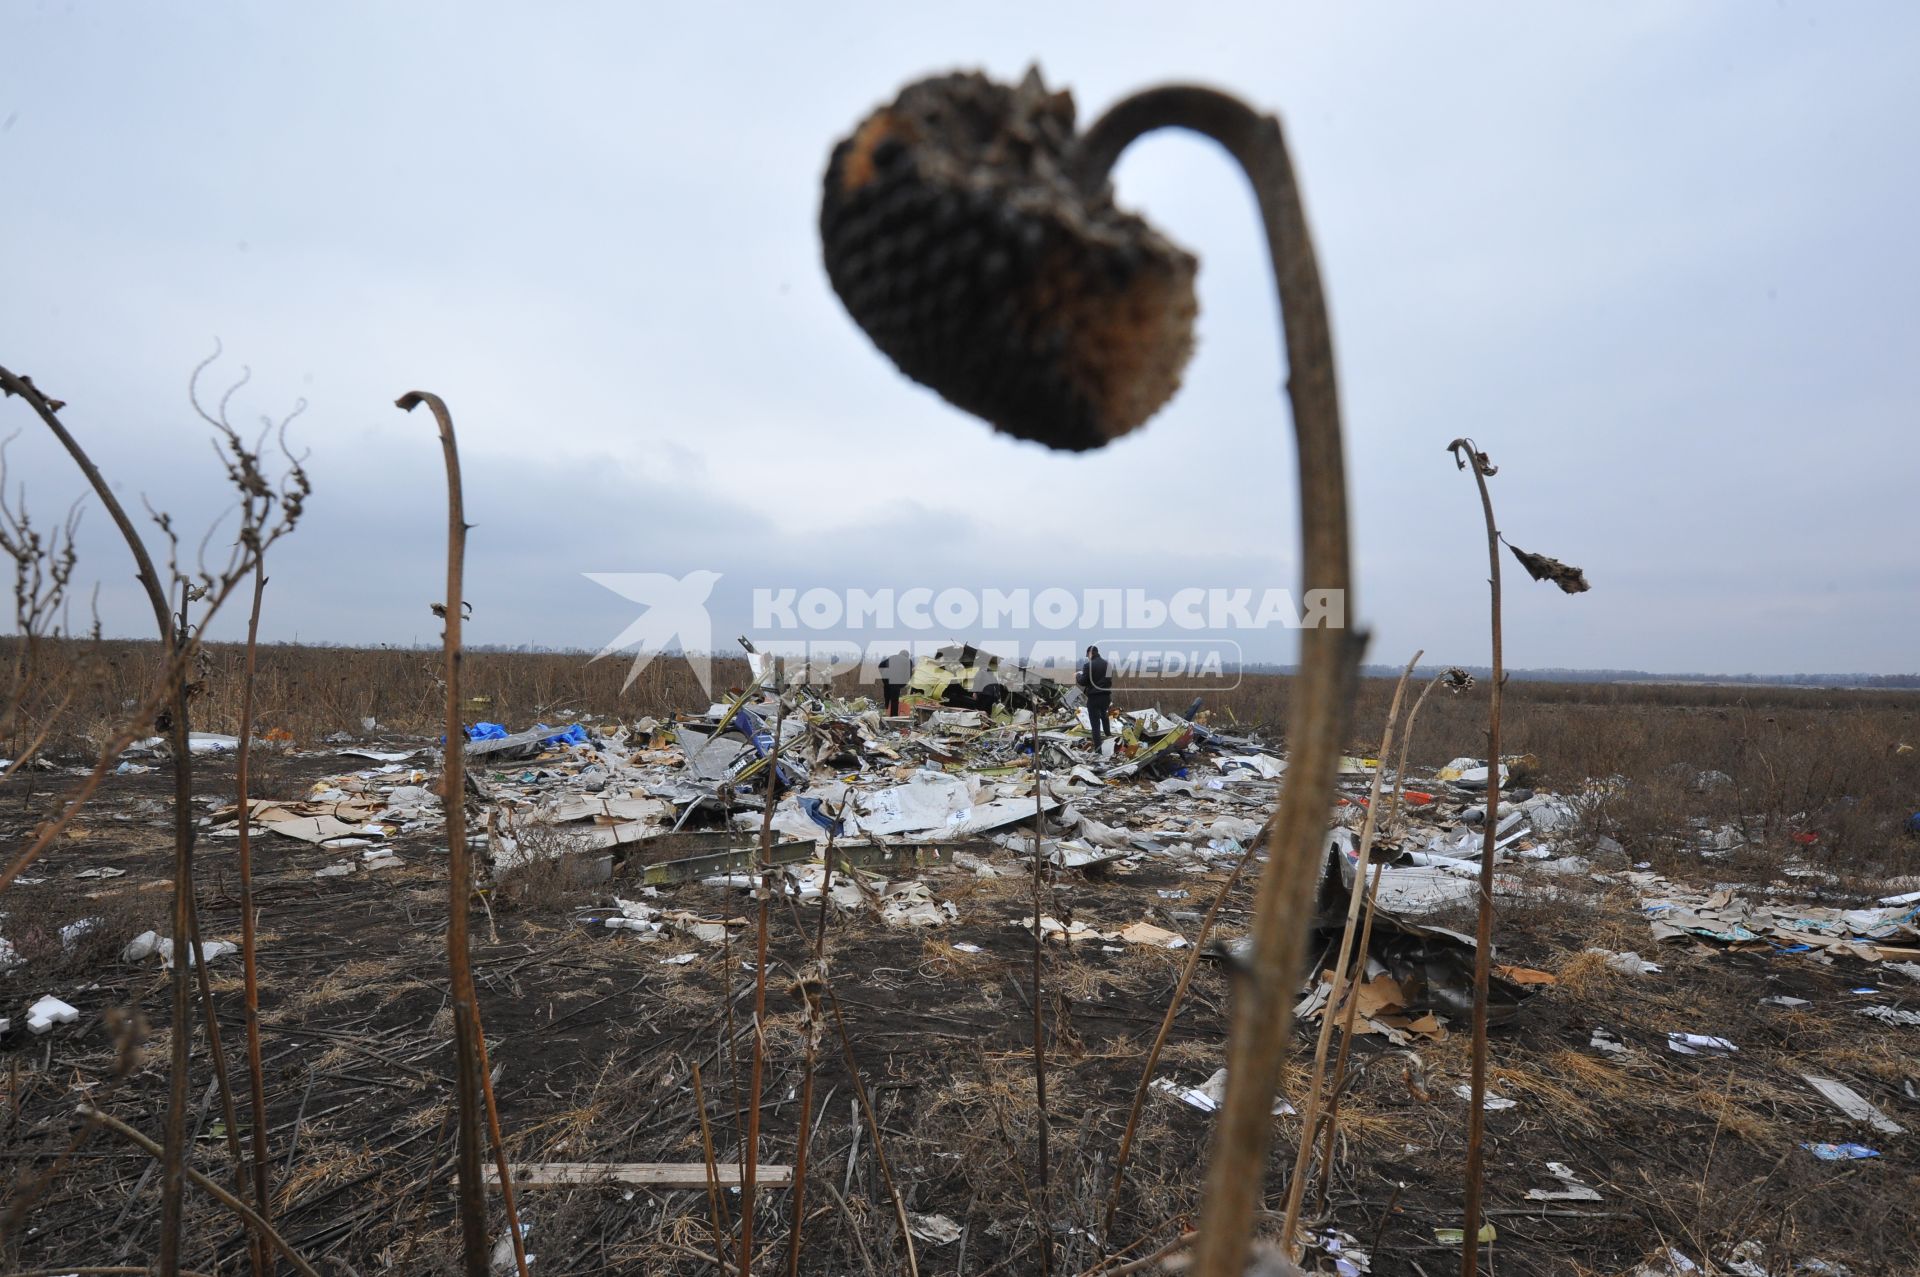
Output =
[
  {"x1": 1553, "y1": 947, "x2": 1619, "y2": 998},
  {"x1": 2, "y1": 642, "x2": 1916, "y2": 1275}
]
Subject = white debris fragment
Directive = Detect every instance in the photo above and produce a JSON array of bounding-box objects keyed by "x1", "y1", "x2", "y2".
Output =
[
  {"x1": 119, "y1": 935, "x2": 238, "y2": 966},
  {"x1": 1453, "y1": 1084, "x2": 1518, "y2": 1111},
  {"x1": 1800, "y1": 1075, "x2": 1906, "y2": 1135},
  {"x1": 1151, "y1": 1067, "x2": 1292, "y2": 1116},
  {"x1": 878, "y1": 881, "x2": 957, "y2": 928},
  {"x1": 1588, "y1": 948, "x2": 1661, "y2": 975},
  {"x1": 27, "y1": 995, "x2": 79, "y2": 1034},
  {"x1": 1631, "y1": 1247, "x2": 1700, "y2": 1277},
  {"x1": 1666, "y1": 1032, "x2": 1738, "y2": 1057},
  {"x1": 1525, "y1": 1161, "x2": 1602, "y2": 1202},
  {"x1": 1722, "y1": 1240, "x2": 1770, "y2": 1277},
  {"x1": 906, "y1": 1213, "x2": 963, "y2": 1245},
  {"x1": 1856, "y1": 1005, "x2": 1920, "y2": 1028}
]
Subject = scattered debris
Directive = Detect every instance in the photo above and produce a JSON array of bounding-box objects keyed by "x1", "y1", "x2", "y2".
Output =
[
  {"x1": 483, "y1": 1162, "x2": 793, "y2": 1188},
  {"x1": 1801, "y1": 1142, "x2": 1880, "y2": 1161},
  {"x1": 1589, "y1": 948, "x2": 1661, "y2": 975},
  {"x1": 1453, "y1": 1084, "x2": 1518, "y2": 1111},
  {"x1": 1799, "y1": 1075, "x2": 1906, "y2": 1135},
  {"x1": 906, "y1": 1213, "x2": 964, "y2": 1246},
  {"x1": 1855, "y1": 1004, "x2": 1920, "y2": 1028},
  {"x1": 1525, "y1": 1161, "x2": 1602, "y2": 1202},
  {"x1": 119, "y1": 933, "x2": 238, "y2": 967},
  {"x1": 26, "y1": 995, "x2": 78, "y2": 1034},
  {"x1": 1638, "y1": 872, "x2": 1920, "y2": 963},
  {"x1": 1630, "y1": 1249, "x2": 1701, "y2": 1277},
  {"x1": 1723, "y1": 1240, "x2": 1771, "y2": 1277},
  {"x1": 1151, "y1": 1067, "x2": 1293, "y2": 1116},
  {"x1": 1666, "y1": 1032, "x2": 1738, "y2": 1056}
]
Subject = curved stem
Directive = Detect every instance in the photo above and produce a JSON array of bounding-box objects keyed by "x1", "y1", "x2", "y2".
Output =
[
  {"x1": 1, "y1": 364, "x2": 198, "y2": 1277},
  {"x1": 234, "y1": 561, "x2": 273, "y2": 1275},
  {"x1": 77, "y1": 1106, "x2": 324, "y2": 1277},
  {"x1": 1453, "y1": 447, "x2": 1503, "y2": 1277},
  {"x1": 0, "y1": 367, "x2": 172, "y2": 635},
  {"x1": 1077, "y1": 88, "x2": 1364, "y2": 1277},
  {"x1": 396, "y1": 391, "x2": 525, "y2": 1277}
]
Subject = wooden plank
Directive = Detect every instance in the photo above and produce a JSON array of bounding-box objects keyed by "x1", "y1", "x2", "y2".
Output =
[{"x1": 484, "y1": 1162, "x2": 794, "y2": 1190}]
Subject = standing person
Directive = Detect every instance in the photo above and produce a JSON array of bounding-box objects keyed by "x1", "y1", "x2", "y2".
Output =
[
  {"x1": 879, "y1": 648, "x2": 912, "y2": 717},
  {"x1": 1078, "y1": 645, "x2": 1113, "y2": 750}
]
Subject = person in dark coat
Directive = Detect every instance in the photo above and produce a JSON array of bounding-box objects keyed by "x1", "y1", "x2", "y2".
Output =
[
  {"x1": 1077, "y1": 645, "x2": 1113, "y2": 749},
  {"x1": 878, "y1": 648, "x2": 912, "y2": 716}
]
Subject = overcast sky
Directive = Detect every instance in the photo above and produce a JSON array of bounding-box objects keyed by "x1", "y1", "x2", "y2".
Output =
[{"x1": 4, "y1": 2, "x2": 1915, "y2": 677}]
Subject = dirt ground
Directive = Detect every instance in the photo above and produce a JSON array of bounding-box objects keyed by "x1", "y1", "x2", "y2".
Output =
[{"x1": 2, "y1": 741, "x2": 1916, "y2": 1277}]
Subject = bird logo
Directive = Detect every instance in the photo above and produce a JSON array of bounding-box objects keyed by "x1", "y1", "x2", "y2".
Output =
[{"x1": 585, "y1": 570, "x2": 722, "y2": 695}]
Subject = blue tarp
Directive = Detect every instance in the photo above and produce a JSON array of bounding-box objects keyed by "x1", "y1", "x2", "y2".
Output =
[
  {"x1": 534, "y1": 723, "x2": 590, "y2": 748},
  {"x1": 462, "y1": 721, "x2": 588, "y2": 748}
]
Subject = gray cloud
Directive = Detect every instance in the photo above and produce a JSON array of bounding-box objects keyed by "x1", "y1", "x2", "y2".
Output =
[{"x1": 3, "y1": 2, "x2": 1914, "y2": 676}]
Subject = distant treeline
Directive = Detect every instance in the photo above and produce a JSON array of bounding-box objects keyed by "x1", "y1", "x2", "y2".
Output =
[
  {"x1": 1341, "y1": 665, "x2": 1920, "y2": 690},
  {"x1": 46, "y1": 637, "x2": 1916, "y2": 690}
]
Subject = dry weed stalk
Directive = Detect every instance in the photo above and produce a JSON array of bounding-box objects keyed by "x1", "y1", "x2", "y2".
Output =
[
  {"x1": 693, "y1": 1063, "x2": 733, "y2": 1273},
  {"x1": 822, "y1": 982, "x2": 919, "y2": 1275},
  {"x1": 782, "y1": 807, "x2": 847, "y2": 1277},
  {"x1": 77, "y1": 1105, "x2": 323, "y2": 1277},
  {"x1": 1312, "y1": 664, "x2": 1470, "y2": 1212},
  {"x1": 740, "y1": 690, "x2": 785, "y2": 1273},
  {"x1": 819, "y1": 74, "x2": 1362, "y2": 1276},
  {"x1": 232, "y1": 559, "x2": 273, "y2": 1277},
  {"x1": 1449, "y1": 438, "x2": 1504, "y2": 1277},
  {"x1": 1, "y1": 353, "x2": 308, "y2": 1277},
  {"x1": 1279, "y1": 651, "x2": 1420, "y2": 1247},
  {"x1": 395, "y1": 390, "x2": 526, "y2": 1277},
  {"x1": 775, "y1": 829, "x2": 917, "y2": 1275},
  {"x1": 1030, "y1": 709, "x2": 1052, "y2": 1273},
  {"x1": 1445, "y1": 437, "x2": 1586, "y2": 1277},
  {"x1": 1099, "y1": 837, "x2": 1261, "y2": 1241},
  {"x1": 0, "y1": 438, "x2": 90, "y2": 773}
]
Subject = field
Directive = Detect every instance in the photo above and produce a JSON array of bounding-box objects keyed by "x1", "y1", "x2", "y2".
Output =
[{"x1": 2, "y1": 642, "x2": 1917, "y2": 1276}]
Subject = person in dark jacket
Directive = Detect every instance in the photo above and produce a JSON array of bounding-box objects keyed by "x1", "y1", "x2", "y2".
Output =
[
  {"x1": 878, "y1": 648, "x2": 911, "y2": 716},
  {"x1": 1077, "y1": 645, "x2": 1113, "y2": 750}
]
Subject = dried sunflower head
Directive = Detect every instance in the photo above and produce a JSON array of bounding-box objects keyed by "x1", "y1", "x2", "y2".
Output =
[{"x1": 821, "y1": 69, "x2": 1198, "y2": 451}]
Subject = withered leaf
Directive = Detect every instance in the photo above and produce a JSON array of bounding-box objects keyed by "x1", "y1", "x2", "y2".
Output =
[{"x1": 1508, "y1": 544, "x2": 1590, "y2": 594}]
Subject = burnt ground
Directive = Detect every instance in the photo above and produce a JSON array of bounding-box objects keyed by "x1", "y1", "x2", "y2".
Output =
[{"x1": 1, "y1": 746, "x2": 1916, "y2": 1276}]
